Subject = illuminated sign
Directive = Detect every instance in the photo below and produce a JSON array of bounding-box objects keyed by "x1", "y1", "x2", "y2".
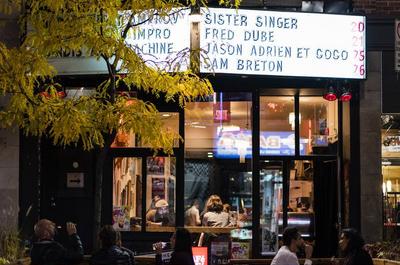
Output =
[
  {"x1": 49, "y1": 9, "x2": 191, "y2": 75},
  {"x1": 200, "y1": 8, "x2": 366, "y2": 79},
  {"x1": 215, "y1": 131, "x2": 306, "y2": 157},
  {"x1": 49, "y1": 8, "x2": 366, "y2": 79},
  {"x1": 125, "y1": 9, "x2": 191, "y2": 71}
]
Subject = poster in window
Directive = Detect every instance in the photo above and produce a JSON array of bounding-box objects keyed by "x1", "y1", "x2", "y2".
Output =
[
  {"x1": 147, "y1": 157, "x2": 165, "y2": 175},
  {"x1": 151, "y1": 177, "x2": 165, "y2": 199},
  {"x1": 210, "y1": 241, "x2": 230, "y2": 265},
  {"x1": 231, "y1": 242, "x2": 250, "y2": 259},
  {"x1": 261, "y1": 228, "x2": 278, "y2": 255},
  {"x1": 112, "y1": 206, "x2": 130, "y2": 231}
]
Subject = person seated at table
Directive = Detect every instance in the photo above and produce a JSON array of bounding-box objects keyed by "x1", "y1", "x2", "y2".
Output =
[
  {"x1": 202, "y1": 195, "x2": 229, "y2": 227},
  {"x1": 147, "y1": 199, "x2": 173, "y2": 226},
  {"x1": 30, "y1": 219, "x2": 83, "y2": 265},
  {"x1": 90, "y1": 225, "x2": 134, "y2": 265},
  {"x1": 185, "y1": 199, "x2": 201, "y2": 226},
  {"x1": 339, "y1": 228, "x2": 373, "y2": 265},
  {"x1": 271, "y1": 227, "x2": 313, "y2": 265},
  {"x1": 154, "y1": 227, "x2": 194, "y2": 265}
]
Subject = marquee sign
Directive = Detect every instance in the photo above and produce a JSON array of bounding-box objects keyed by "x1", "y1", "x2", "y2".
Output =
[
  {"x1": 49, "y1": 8, "x2": 366, "y2": 79},
  {"x1": 200, "y1": 8, "x2": 366, "y2": 79}
]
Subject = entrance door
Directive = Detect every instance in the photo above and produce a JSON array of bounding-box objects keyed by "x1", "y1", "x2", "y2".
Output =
[{"x1": 258, "y1": 158, "x2": 338, "y2": 257}]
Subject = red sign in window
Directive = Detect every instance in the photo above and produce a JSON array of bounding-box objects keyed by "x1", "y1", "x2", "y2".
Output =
[{"x1": 192, "y1": 247, "x2": 208, "y2": 265}]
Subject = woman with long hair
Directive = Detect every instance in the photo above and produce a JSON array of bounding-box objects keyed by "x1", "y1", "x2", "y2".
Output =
[
  {"x1": 339, "y1": 228, "x2": 373, "y2": 265},
  {"x1": 202, "y1": 195, "x2": 229, "y2": 227},
  {"x1": 154, "y1": 227, "x2": 195, "y2": 265}
]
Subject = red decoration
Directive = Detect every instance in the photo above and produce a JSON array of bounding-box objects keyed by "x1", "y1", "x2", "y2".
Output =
[
  {"x1": 323, "y1": 92, "x2": 337, "y2": 101},
  {"x1": 340, "y1": 92, "x2": 352, "y2": 102}
]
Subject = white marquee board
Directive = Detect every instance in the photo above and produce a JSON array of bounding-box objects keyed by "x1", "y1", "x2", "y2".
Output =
[{"x1": 200, "y1": 8, "x2": 366, "y2": 79}]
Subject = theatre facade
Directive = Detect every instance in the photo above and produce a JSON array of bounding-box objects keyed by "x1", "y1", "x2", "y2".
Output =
[{"x1": 19, "y1": 7, "x2": 366, "y2": 260}]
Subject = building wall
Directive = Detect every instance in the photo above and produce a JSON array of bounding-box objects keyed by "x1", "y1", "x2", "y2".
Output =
[
  {"x1": 0, "y1": 6, "x2": 20, "y2": 230},
  {"x1": 353, "y1": 0, "x2": 400, "y2": 15},
  {"x1": 353, "y1": 0, "x2": 398, "y2": 243},
  {"x1": 358, "y1": 52, "x2": 383, "y2": 243}
]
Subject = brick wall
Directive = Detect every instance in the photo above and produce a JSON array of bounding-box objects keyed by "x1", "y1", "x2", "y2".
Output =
[{"x1": 353, "y1": 0, "x2": 400, "y2": 15}]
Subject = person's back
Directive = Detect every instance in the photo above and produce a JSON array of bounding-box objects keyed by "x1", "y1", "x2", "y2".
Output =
[
  {"x1": 30, "y1": 219, "x2": 83, "y2": 265},
  {"x1": 169, "y1": 251, "x2": 194, "y2": 265},
  {"x1": 203, "y1": 211, "x2": 229, "y2": 227},
  {"x1": 91, "y1": 225, "x2": 134, "y2": 265},
  {"x1": 91, "y1": 245, "x2": 134, "y2": 265},
  {"x1": 185, "y1": 203, "x2": 201, "y2": 226},
  {"x1": 343, "y1": 248, "x2": 373, "y2": 265}
]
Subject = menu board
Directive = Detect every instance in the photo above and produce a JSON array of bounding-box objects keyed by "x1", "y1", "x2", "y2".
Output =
[{"x1": 200, "y1": 8, "x2": 366, "y2": 79}]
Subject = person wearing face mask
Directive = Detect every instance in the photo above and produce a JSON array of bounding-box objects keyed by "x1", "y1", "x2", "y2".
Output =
[
  {"x1": 271, "y1": 227, "x2": 313, "y2": 265},
  {"x1": 338, "y1": 228, "x2": 373, "y2": 265},
  {"x1": 154, "y1": 227, "x2": 195, "y2": 265}
]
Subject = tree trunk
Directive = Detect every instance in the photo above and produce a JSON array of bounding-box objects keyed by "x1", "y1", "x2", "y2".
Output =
[{"x1": 92, "y1": 131, "x2": 116, "y2": 249}]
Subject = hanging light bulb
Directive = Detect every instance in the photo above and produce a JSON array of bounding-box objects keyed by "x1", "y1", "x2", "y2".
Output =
[{"x1": 323, "y1": 81, "x2": 337, "y2": 101}]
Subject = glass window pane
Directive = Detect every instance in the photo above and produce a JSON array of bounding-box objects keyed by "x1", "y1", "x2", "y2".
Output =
[
  {"x1": 113, "y1": 157, "x2": 142, "y2": 231},
  {"x1": 111, "y1": 112, "x2": 179, "y2": 148},
  {"x1": 260, "y1": 161, "x2": 283, "y2": 255},
  {"x1": 260, "y1": 97, "x2": 295, "y2": 156},
  {"x1": 288, "y1": 160, "x2": 314, "y2": 238},
  {"x1": 299, "y1": 97, "x2": 338, "y2": 155},
  {"x1": 146, "y1": 157, "x2": 176, "y2": 231},
  {"x1": 184, "y1": 92, "x2": 252, "y2": 260}
]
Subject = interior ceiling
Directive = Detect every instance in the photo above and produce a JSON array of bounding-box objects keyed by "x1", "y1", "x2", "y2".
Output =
[
  {"x1": 383, "y1": 166, "x2": 400, "y2": 180},
  {"x1": 185, "y1": 97, "x2": 330, "y2": 122}
]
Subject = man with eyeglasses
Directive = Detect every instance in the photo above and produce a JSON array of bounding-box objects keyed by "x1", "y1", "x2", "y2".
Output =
[{"x1": 271, "y1": 227, "x2": 313, "y2": 265}]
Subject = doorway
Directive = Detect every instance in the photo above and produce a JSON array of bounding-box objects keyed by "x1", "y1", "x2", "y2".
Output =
[{"x1": 258, "y1": 158, "x2": 338, "y2": 257}]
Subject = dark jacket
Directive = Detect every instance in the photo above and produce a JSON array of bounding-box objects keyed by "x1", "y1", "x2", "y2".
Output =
[
  {"x1": 343, "y1": 249, "x2": 373, "y2": 265},
  {"x1": 156, "y1": 251, "x2": 194, "y2": 265},
  {"x1": 30, "y1": 234, "x2": 84, "y2": 265},
  {"x1": 90, "y1": 245, "x2": 134, "y2": 265}
]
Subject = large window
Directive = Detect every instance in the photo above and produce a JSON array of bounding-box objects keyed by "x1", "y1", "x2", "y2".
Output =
[
  {"x1": 185, "y1": 92, "x2": 253, "y2": 260},
  {"x1": 299, "y1": 97, "x2": 338, "y2": 155},
  {"x1": 112, "y1": 156, "x2": 176, "y2": 232},
  {"x1": 381, "y1": 117, "x2": 400, "y2": 240},
  {"x1": 260, "y1": 97, "x2": 294, "y2": 156},
  {"x1": 113, "y1": 157, "x2": 143, "y2": 231},
  {"x1": 146, "y1": 157, "x2": 176, "y2": 231}
]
